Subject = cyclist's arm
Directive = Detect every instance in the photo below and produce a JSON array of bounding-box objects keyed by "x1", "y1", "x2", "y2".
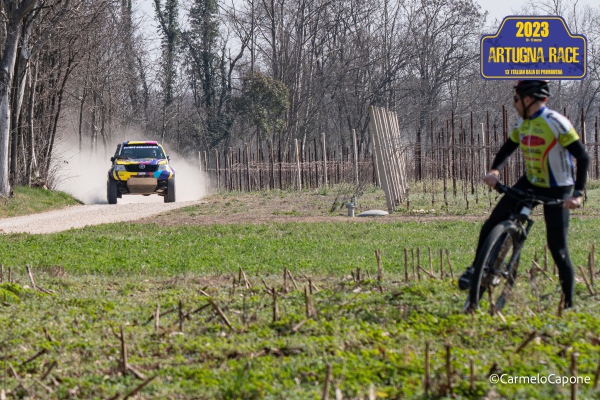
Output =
[
  {"x1": 565, "y1": 139, "x2": 589, "y2": 191},
  {"x1": 490, "y1": 139, "x2": 520, "y2": 172}
]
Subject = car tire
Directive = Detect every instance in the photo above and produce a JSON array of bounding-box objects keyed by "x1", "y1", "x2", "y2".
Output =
[
  {"x1": 164, "y1": 178, "x2": 176, "y2": 203},
  {"x1": 107, "y1": 178, "x2": 118, "y2": 204}
]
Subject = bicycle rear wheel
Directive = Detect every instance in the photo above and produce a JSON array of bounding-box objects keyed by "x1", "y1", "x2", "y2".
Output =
[{"x1": 465, "y1": 221, "x2": 521, "y2": 313}]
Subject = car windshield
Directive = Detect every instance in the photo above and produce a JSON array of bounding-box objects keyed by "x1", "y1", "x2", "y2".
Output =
[{"x1": 121, "y1": 146, "x2": 165, "y2": 159}]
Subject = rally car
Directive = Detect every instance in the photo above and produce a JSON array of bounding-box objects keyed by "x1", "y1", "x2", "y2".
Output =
[{"x1": 107, "y1": 141, "x2": 175, "y2": 204}]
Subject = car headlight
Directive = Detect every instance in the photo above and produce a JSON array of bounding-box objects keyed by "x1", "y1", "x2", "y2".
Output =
[
  {"x1": 115, "y1": 165, "x2": 126, "y2": 171},
  {"x1": 158, "y1": 164, "x2": 169, "y2": 171}
]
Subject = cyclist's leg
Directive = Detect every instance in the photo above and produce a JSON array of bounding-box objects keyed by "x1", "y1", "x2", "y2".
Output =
[
  {"x1": 459, "y1": 176, "x2": 528, "y2": 290},
  {"x1": 543, "y1": 190, "x2": 574, "y2": 308}
]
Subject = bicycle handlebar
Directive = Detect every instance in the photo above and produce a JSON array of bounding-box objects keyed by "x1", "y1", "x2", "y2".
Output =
[{"x1": 495, "y1": 183, "x2": 565, "y2": 207}]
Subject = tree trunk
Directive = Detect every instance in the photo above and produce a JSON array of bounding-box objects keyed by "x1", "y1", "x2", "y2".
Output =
[
  {"x1": 0, "y1": 21, "x2": 22, "y2": 197},
  {"x1": 27, "y1": 60, "x2": 39, "y2": 185}
]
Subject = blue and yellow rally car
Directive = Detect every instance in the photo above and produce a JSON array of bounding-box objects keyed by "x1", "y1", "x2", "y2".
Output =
[{"x1": 107, "y1": 141, "x2": 176, "y2": 204}]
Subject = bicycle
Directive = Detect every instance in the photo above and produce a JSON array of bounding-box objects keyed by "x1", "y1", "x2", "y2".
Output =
[{"x1": 463, "y1": 183, "x2": 565, "y2": 314}]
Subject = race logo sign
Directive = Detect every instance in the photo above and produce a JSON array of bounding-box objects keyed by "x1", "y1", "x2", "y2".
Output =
[{"x1": 481, "y1": 16, "x2": 587, "y2": 80}]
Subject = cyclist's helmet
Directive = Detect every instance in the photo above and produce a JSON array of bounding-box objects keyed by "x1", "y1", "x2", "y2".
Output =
[{"x1": 514, "y1": 80, "x2": 550, "y2": 100}]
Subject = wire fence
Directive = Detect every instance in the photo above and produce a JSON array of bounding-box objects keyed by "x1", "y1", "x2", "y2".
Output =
[{"x1": 200, "y1": 107, "x2": 600, "y2": 210}]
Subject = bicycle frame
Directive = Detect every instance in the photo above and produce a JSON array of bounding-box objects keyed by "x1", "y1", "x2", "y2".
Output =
[{"x1": 465, "y1": 183, "x2": 564, "y2": 312}]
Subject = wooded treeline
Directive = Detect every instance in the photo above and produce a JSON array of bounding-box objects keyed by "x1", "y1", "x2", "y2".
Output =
[{"x1": 0, "y1": 0, "x2": 599, "y2": 196}]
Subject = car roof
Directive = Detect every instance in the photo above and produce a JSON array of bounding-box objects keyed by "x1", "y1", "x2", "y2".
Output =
[{"x1": 123, "y1": 141, "x2": 160, "y2": 146}]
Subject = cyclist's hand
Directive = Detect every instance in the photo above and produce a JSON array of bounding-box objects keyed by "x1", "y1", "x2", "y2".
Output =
[
  {"x1": 483, "y1": 170, "x2": 500, "y2": 188},
  {"x1": 563, "y1": 196, "x2": 582, "y2": 210}
]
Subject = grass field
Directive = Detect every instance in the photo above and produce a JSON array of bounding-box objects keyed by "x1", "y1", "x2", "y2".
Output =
[
  {"x1": 1, "y1": 185, "x2": 600, "y2": 399},
  {"x1": 0, "y1": 186, "x2": 81, "y2": 219}
]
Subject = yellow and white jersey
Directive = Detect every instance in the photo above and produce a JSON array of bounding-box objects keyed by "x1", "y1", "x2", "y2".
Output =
[{"x1": 509, "y1": 107, "x2": 579, "y2": 188}]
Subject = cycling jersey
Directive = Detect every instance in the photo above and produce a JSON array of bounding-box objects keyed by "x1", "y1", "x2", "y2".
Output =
[{"x1": 509, "y1": 107, "x2": 579, "y2": 188}]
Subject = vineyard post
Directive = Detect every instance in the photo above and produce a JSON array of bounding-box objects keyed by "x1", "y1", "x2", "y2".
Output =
[
  {"x1": 322, "y1": 132, "x2": 328, "y2": 188},
  {"x1": 353, "y1": 129, "x2": 359, "y2": 186},
  {"x1": 203, "y1": 150, "x2": 208, "y2": 188},
  {"x1": 295, "y1": 139, "x2": 301, "y2": 191},
  {"x1": 571, "y1": 352, "x2": 579, "y2": 400},
  {"x1": 595, "y1": 116, "x2": 598, "y2": 179},
  {"x1": 215, "y1": 149, "x2": 220, "y2": 191},
  {"x1": 369, "y1": 107, "x2": 393, "y2": 212}
]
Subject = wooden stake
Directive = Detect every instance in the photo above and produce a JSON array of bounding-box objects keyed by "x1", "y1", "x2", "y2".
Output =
[
  {"x1": 445, "y1": 343, "x2": 452, "y2": 396},
  {"x1": 428, "y1": 247, "x2": 433, "y2": 275},
  {"x1": 0, "y1": 264, "x2": 3, "y2": 283},
  {"x1": 292, "y1": 318, "x2": 309, "y2": 333},
  {"x1": 445, "y1": 250, "x2": 454, "y2": 279},
  {"x1": 593, "y1": 357, "x2": 600, "y2": 389},
  {"x1": 424, "y1": 342, "x2": 430, "y2": 395},
  {"x1": 417, "y1": 248, "x2": 421, "y2": 281},
  {"x1": 9, "y1": 364, "x2": 29, "y2": 395},
  {"x1": 375, "y1": 250, "x2": 382, "y2": 282},
  {"x1": 26, "y1": 265, "x2": 37, "y2": 291},
  {"x1": 304, "y1": 286, "x2": 314, "y2": 318},
  {"x1": 544, "y1": 245, "x2": 548, "y2": 271},
  {"x1": 469, "y1": 358, "x2": 475, "y2": 392},
  {"x1": 209, "y1": 299, "x2": 233, "y2": 330},
  {"x1": 496, "y1": 310, "x2": 507, "y2": 324},
  {"x1": 8, "y1": 267, "x2": 11, "y2": 284},
  {"x1": 532, "y1": 260, "x2": 555, "y2": 281},
  {"x1": 178, "y1": 300, "x2": 184, "y2": 333},
  {"x1": 152, "y1": 303, "x2": 159, "y2": 332},
  {"x1": 21, "y1": 349, "x2": 47, "y2": 366},
  {"x1": 272, "y1": 288, "x2": 279, "y2": 322},
  {"x1": 120, "y1": 326, "x2": 128, "y2": 373},
  {"x1": 283, "y1": 268, "x2": 289, "y2": 293},
  {"x1": 310, "y1": 279, "x2": 320, "y2": 293},
  {"x1": 123, "y1": 375, "x2": 157, "y2": 399},
  {"x1": 40, "y1": 360, "x2": 57, "y2": 381},
  {"x1": 593, "y1": 243, "x2": 597, "y2": 277},
  {"x1": 404, "y1": 248, "x2": 409, "y2": 282},
  {"x1": 440, "y1": 249, "x2": 444, "y2": 278},
  {"x1": 418, "y1": 266, "x2": 437, "y2": 279},
  {"x1": 411, "y1": 248, "x2": 415, "y2": 279},
  {"x1": 515, "y1": 331, "x2": 538, "y2": 354},
  {"x1": 240, "y1": 268, "x2": 251, "y2": 289},
  {"x1": 287, "y1": 269, "x2": 299, "y2": 290},
  {"x1": 577, "y1": 266, "x2": 595, "y2": 296},
  {"x1": 322, "y1": 363, "x2": 332, "y2": 400},
  {"x1": 558, "y1": 293, "x2": 565, "y2": 317},
  {"x1": 261, "y1": 278, "x2": 272, "y2": 292},
  {"x1": 589, "y1": 245, "x2": 595, "y2": 287},
  {"x1": 571, "y1": 352, "x2": 579, "y2": 400}
]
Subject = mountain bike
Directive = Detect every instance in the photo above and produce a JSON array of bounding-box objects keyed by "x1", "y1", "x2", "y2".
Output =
[{"x1": 463, "y1": 183, "x2": 565, "y2": 314}]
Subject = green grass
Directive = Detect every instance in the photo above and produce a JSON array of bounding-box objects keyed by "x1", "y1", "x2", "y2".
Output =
[
  {"x1": 0, "y1": 186, "x2": 81, "y2": 218},
  {"x1": 1, "y1": 218, "x2": 600, "y2": 398},
  {"x1": 0, "y1": 218, "x2": 596, "y2": 276},
  {"x1": 2, "y1": 183, "x2": 600, "y2": 398}
]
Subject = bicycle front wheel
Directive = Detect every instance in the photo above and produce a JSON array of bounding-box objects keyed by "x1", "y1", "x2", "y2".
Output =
[{"x1": 466, "y1": 221, "x2": 521, "y2": 313}]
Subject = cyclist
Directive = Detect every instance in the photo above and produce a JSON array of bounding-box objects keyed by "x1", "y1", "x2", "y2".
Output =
[{"x1": 458, "y1": 80, "x2": 589, "y2": 309}]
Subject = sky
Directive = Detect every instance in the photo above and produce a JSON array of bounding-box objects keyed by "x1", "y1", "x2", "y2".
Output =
[
  {"x1": 135, "y1": 0, "x2": 599, "y2": 27},
  {"x1": 477, "y1": 0, "x2": 598, "y2": 27}
]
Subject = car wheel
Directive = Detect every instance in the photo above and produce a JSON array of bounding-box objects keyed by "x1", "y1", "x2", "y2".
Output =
[
  {"x1": 107, "y1": 178, "x2": 118, "y2": 204},
  {"x1": 164, "y1": 178, "x2": 176, "y2": 203}
]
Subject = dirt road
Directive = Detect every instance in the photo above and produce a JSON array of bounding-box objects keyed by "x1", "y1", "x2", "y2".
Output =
[{"x1": 0, "y1": 198, "x2": 203, "y2": 234}]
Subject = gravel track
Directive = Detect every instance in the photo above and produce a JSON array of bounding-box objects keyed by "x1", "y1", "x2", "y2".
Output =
[{"x1": 0, "y1": 199, "x2": 202, "y2": 234}]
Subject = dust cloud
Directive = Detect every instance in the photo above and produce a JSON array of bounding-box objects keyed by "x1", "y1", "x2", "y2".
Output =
[{"x1": 53, "y1": 138, "x2": 209, "y2": 205}]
